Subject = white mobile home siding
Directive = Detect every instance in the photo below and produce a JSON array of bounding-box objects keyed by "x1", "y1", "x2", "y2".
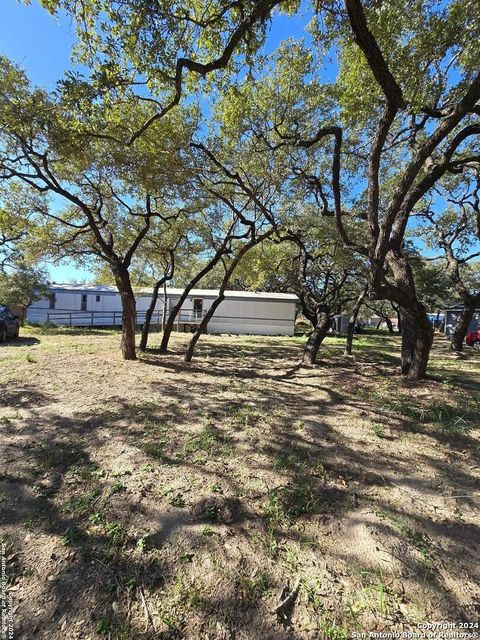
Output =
[
  {"x1": 206, "y1": 298, "x2": 296, "y2": 335},
  {"x1": 28, "y1": 286, "x2": 121, "y2": 325},
  {"x1": 28, "y1": 285, "x2": 298, "y2": 336}
]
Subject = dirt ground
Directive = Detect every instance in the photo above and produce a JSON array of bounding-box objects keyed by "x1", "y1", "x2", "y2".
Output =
[{"x1": 0, "y1": 327, "x2": 479, "y2": 640}]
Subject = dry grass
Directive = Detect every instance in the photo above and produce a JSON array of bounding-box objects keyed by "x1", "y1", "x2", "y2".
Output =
[{"x1": 0, "y1": 326, "x2": 479, "y2": 639}]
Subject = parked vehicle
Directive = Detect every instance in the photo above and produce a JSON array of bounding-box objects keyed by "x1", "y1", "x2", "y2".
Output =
[
  {"x1": 0, "y1": 305, "x2": 20, "y2": 342},
  {"x1": 466, "y1": 329, "x2": 480, "y2": 350}
]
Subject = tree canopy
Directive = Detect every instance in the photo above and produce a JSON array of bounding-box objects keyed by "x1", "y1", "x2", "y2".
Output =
[{"x1": 1, "y1": 0, "x2": 479, "y2": 373}]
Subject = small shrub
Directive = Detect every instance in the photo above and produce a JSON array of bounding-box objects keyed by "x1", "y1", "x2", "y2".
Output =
[
  {"x1": 143, "y1": 442, "x2": 167, "y2": 461},
  {"x1": 61, "y1": 527, "x2": 83, "y2": 546},
  {"x1": 371, "y1": 423, "x2": 386, "y2": 438},
  {"x1": 237, "y1": 571, "x2": 269, "y2": 606},
  {"x1": 95, "y1": 616, "x2": 111, "y2": 636},
  {"x1": 169, "y1": 493, "x2": 186, "y2": 508},
  {"x1": 111, "y1": 481, "x2": 126, "y2": 494},
  {"x1": 264, "y1": 476, "x2": 319, "y2": 522},
  {"x1": 136, "y1": 532, "x2": 150, "y2": 553}
]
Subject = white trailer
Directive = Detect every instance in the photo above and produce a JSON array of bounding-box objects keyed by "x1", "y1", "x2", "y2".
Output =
[{"x1": 27, "y1": 284, "x2": 299, "y2": 336}]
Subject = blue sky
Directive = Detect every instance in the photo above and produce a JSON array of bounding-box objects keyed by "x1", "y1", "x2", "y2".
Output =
[
  {"x1": 0, "y1": 1, "x2": 316, "y2": 284},
  {"x1": 1, "y1": 0, "x2": 93, "y2": 281},
  {"x1": 1, "y1": 0, "x2": 75, "y2": 90},
  {"x1": 3, "y1": 2, "x2": 469, "y2": 282}
]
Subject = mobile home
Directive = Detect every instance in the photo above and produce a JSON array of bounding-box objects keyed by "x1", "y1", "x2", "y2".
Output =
[{"x1": 27, "y1": 284, "x2": 299, "y2": 336}]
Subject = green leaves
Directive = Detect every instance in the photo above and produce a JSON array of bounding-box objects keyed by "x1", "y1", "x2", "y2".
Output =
[
  {"x1": 37, "y1": 0, "x2": 280, "y2": 105},
  {"x1": 0, "y1": 265, "x2": 49, "y2": 308},
  {"x1": 6, "y1": 0, "x2": 479, "y2": 332}
]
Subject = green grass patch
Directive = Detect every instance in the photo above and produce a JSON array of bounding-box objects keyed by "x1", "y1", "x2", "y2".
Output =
[
  {"x1": 184, "y1": 424, "x2": 233, "y2": 458},
  {"x1": 62, "y1": 489, "x2": 101, "y2": 516}
]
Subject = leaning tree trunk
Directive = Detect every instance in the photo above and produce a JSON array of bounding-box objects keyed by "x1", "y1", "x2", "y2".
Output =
[
  {"x1": 451, "y1": 301, "x2": 477, "y2": 351},
  {"x1": 373, "y1": 309, "x2": 394, "y2": 333},
  {"x1": 160, "y1": 282, "x2": 200, "y2": 353},
  {"x1": 184, "y1": 292, "x2": 225, "y2": 362},
  {"x1": 139, "y1": 258, "x2": 174, "y2": 352},
  {"x1": 392, "y1": 304, "x2": 402, "y2": 333},
  {"x1": 139, "y1": 279, "x2": 163, "y2": 352},
  {"x1": 345, "y1": 288, "x2": 366, "y2": 356},
  {"x1": 161, "y1": 281, "x2": 168, "y2": 331},
  {"x1": 114, "y1": 269, "x2": 137, "y2": 361},
  {"x1": 303, "y1": 305, "x2": 331, "y2": 365},
  {"x1": 184, "y1": 231, "x2": 273, "y2": 363},
  {"x1": 159, "y1": 251, "x2": 227, "y2": 353}
]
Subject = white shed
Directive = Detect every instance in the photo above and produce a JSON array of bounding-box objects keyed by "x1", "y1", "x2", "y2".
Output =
[
  {"x1": 332, "y1": 313, "x2": 351, "y2": 334},
  {"x1": 27, "y1": 284, "x2": 299, "y2": 336}
]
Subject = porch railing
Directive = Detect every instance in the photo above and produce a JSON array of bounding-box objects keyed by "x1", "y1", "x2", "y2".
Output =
[{"x1": 36, "y1": 308, "x2": 207, "y2": 327}]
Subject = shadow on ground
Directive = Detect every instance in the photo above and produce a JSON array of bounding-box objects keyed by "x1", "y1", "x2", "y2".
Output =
[
  {"x1": 0, "y1": 330, "x2": 479, "y2": 639},
  {"x1": 0, "y1": 336, "x2": 40, "y2": 348}
]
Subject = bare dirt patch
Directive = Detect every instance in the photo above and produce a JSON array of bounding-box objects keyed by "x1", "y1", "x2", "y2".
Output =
[{"x1": 0, "y1": 328, "x2": 479, "y2": 639}]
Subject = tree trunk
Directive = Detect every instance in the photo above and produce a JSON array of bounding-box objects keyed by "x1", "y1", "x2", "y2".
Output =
[
  {"x1": 406, "y1": 312, "x2": 434, "y2": 379},
  {"x1": 385, "y1": 316, "x2": 394, "y2": 334},
  {"x1": 159, "y1": 251, "x2": 227, "y2": 353},
  {"x1": 114, "y1": 269, "x2": 137, "y2": 361},
  {"x1": 161, "y1": 280, "x2": 168, "y2": 331},
  {"x1": 139, "y1": 279, "x2": 163, "y2": 352},
  {"x1": 184, "y1": 230, "x2": 273, "y2": 362},
  {"x1": 451, "y1": 302, "x2": 476, "y2": 351},
  {"x1": 371, "y1": 307, "x2": 394, "y2": 333},
  {"x1": 184, "y1": 292, "x2": 225, "y2": 362},
  {"x1": 386, "y1": 251, "x2": 434, "y2": 379},
  {"x1": 303, "y1": 306, "x2": 331, "y2": 364},
  {"x1": 345, "y1": 288, "x2": 366, "y2": 356},
  {"x1": 394, "y1": 305, "x2": 402, "y2": 333},
  {"x1": 399, "y1": 309, "x2": 416, "y2": 374},
  {"x1": 160, "y1": 283, "x2": 201, "y2": 353}
]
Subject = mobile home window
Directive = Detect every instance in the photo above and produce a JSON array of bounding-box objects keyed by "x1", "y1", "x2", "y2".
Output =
[
  {"x1": 193, "y1": 299, "x2": 203, "y2": 317},
  {"x1": 48, "y1": 293, "x2": 56, "y2": 309},
  {"x1": 81, "y1": 294, "x2": 88, "y2": 311},
  {"x1": 96, "y1": 295, "x2": 101, "y2": 302}
]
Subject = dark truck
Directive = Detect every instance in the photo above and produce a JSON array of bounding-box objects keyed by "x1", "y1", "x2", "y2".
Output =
[{"x1": 0, "y1": 305, "x2": 20, "y2": 342}]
